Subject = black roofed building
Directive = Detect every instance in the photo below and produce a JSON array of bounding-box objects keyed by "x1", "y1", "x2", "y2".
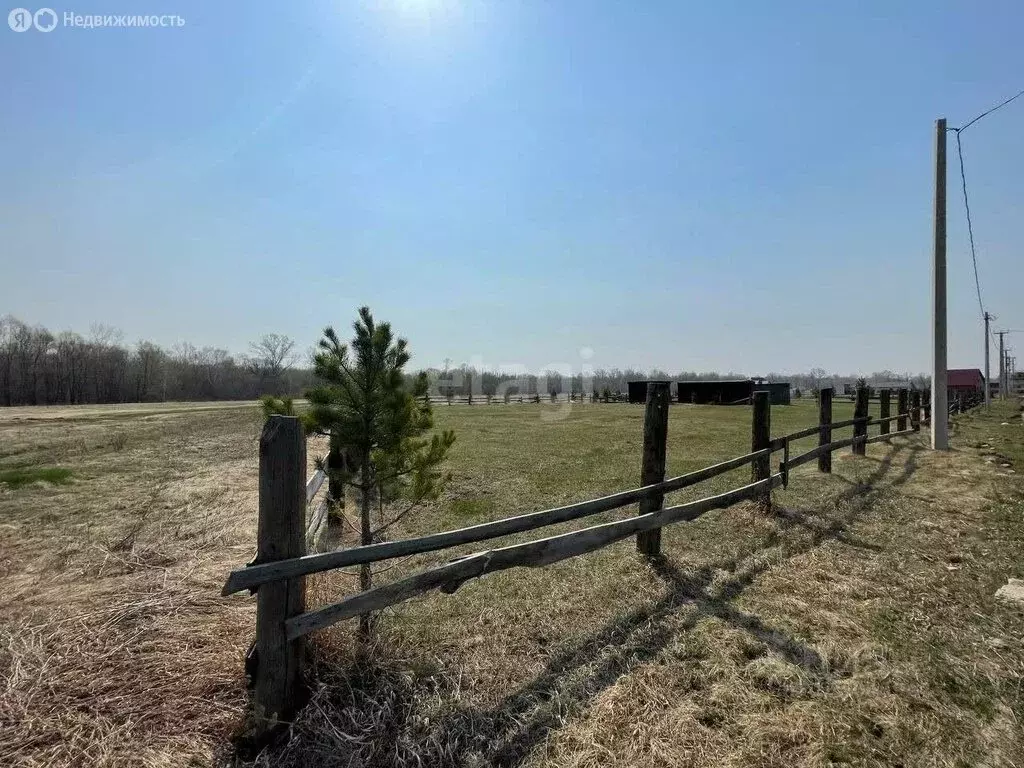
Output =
[
  {"x1": 674, "y1": 379, "x2": 792, "y2": 405},
  {"x1": 627, "y1": 380, "x2": 672, "y2": 403},
  {"x1": 676, "y1": 380, "x2": 753, "y2": 405}
]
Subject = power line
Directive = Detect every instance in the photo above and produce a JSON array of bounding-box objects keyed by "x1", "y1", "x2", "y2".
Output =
[
  {"x1": 953, "y1": 130, "x2": 985, "y2": 319},
  {"x1": 945, "y1": 86, "x2": 1024, "y2": 324},
  {"x1": 958, "y1": 87, "x2": 1024, "y2": 132}
]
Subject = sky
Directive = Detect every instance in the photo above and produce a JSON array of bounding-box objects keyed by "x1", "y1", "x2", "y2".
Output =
[{"x1": 2, "y1": 0, "x2": 1022, "y2": 377}]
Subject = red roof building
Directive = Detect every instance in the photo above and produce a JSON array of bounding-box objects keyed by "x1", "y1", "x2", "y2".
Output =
[{"x1": 947, "y1": 368, "x2": 984, "y2": 393}]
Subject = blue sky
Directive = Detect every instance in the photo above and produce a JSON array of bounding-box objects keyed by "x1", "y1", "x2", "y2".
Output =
[{"x1": 2, "y1": 0, "x2": 1022, "y2": 376}]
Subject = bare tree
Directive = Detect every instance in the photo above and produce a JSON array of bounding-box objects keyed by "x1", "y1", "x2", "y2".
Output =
[
  {"x1": 0, "y1": 316, "x2": 22, "y2": 406},
  {"x1": 807, "y1": 367, "x2": 829, "y2": 394},
  {"x1": 247, "y1": 334, "x2": 296, "y2": 394},
  {"x1": 28, "y1": 328, "x2": 53, "y2": 405},
  {"x1": 135, "y1": 342, "x2": 163, "y2": 401}
]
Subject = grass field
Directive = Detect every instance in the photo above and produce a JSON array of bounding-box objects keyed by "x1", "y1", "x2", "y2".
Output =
[{"x1": 1, "y1": 398, "x2": 1023, "y2": 767}]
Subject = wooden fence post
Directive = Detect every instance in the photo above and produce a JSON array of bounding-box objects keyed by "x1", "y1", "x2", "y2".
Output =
[
  {"x1": 853, "y1": 385, "x2": 869, "y2": 455},
  {"x1": 910, "y1": 390, "x2": 921, "y2": 431},
  {"x1": 637, "y1": 381, "x2": 670, "y2": 556},
  {"x1": 818, "y1": 387, "x2": 833, "y2": 473},
  {"x1": 254, "y1": 416, "x2": 307, "y2": 733},
  {"x1": 751, "y1": 390, "x2": 771, "y2": 505},
  {"x1": 879, "y1": 388, "x2": 891, "y2": 439},
  {"x1": 897, "y1": 388, "x2": 909, "y2": 432}
]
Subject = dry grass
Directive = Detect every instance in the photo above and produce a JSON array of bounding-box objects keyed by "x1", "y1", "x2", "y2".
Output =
[
  {"x1": 0, "y1": 402, "x2": 322, "y2": 767},
  {"x1": 2, "y1": 399, "x2": 1024, "y2": 767}
]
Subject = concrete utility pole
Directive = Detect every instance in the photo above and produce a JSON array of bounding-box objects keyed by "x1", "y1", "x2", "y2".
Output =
[
  {"x1": 1004, "y1": 350, "x2": 1011, "y2": 398},
  {"x1": 985, "y1": 312, "x2": 992, "y2": 406},
  {"x1": 997, "y1": 331, "x2": 1007, "y2": 399},
  {"x1": 931, "y1": 118, "x2": 949, "y2": 450}
]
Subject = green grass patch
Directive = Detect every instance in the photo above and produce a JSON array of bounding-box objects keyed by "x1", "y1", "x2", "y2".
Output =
[
  {"x1": 0, "y1": 466, "x2": 73, "y2": 489},
  {"x1": 953, "y1": 400, "x2": 1024, "y2": 467},
  {"x1": 448, "y1": 496, "x2": 495, "y2": 521}
]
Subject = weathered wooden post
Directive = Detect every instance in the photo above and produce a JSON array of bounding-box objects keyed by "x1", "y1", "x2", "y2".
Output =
[
  {"x1": 853, "y1": 385, "x2": 869, "y2": 455},
  {"x1": 751, "y1": 390, "x2": 771, "y2": 506},
  {"x1": 818, "y1": 387, "x2": 833, "y2": 473},
  {"x1": 910, "y1": 390, "x2": 922, "y2": 432},
  {"x1": 254, "y1": 416, "x2": 307, "y2": 733},
  {"x1": 637, "y1": 381, "x2": 670, "y2": 556},
  {"x1": 897, "y1": 388, "x2": 909, "y2": 432},
  {"x1": 879, "y1": 388, "x2": 891, "y2": 440}
]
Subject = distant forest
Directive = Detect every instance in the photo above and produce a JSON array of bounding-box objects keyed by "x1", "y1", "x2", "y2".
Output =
[
  {"x1": 0, "y1": 315, "x2": 928, "y2": 407},
  {"x1": 0, "y1": 316, "x2": 311, "y2": 406}
]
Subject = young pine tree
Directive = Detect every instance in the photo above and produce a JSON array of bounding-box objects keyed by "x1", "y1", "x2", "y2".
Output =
[
  {"x1": 258, "y1": 395, "x2": 295, "y2": 420},
  {"x1": 304, "y1": 308, "x2": 455, "y2": 635}
]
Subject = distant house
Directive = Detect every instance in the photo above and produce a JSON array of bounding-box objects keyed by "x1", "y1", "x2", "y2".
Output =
[{"x1": 948, "y1": 368, "x2": 984, "y2": 397}]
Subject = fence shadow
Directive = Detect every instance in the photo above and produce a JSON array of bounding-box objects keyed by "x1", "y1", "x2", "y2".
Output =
[{"x1": 368, "y1": 440, "x2": 923, "y2": 767}]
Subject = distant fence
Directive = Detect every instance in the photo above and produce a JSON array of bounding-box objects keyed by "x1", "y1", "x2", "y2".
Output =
[
  {"x1": 950, "y1": 391, "x2": 984, "y2": 414},
  {"x1": 426, "y1": 392, "x2": 628, "y2": 405},
  {"x1": 223, "y1": 385, "x2": 926, "y2": 731}
]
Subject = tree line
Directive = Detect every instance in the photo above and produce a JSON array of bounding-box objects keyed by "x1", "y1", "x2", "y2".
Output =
[
  {"x1": 0, "y1": 314, "x2": 930, "y2": 408},
  {"x1": 0, "y1": 315, "x2": 311, "y2": 406}
]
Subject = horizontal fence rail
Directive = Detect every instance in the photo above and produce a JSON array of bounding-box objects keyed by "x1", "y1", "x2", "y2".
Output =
[
  {"x1": 770, "y1": 413, "x2": 906, "y2": 451},
  {"x1": 306, "y1": 499, "x2": 329, "y2": 550},
  {"x1": 304, "y1": 465, "x2": 329, "y2": 551},
  {"x1": 223, "y1": 448, "x2": 771, "y2": 596},
  {"x1": 783, "y1": 437, "x2": 857, "y2": 471},
  {"x1": 306, "y1": 468, "x2": 326, "y2": 504},
  {"x1": 285, "y1": 474, "x2": 784, "y2": 640},
  {"x1": 862, "y1": 427, "x2": 916, "y2": 446}
]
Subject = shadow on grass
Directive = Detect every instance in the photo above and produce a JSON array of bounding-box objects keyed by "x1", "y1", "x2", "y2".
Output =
[{"x1": 257, "y1": 439, "x2": 926, "y2": 768}]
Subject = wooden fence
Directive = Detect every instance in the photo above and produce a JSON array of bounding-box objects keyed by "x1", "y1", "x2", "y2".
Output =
[
  {"x1": 223, "y1": 384, "x2": 926, "y2": 731},
  {"x1": 427, "y1": 392, "x2": 627, "y2": 405}
]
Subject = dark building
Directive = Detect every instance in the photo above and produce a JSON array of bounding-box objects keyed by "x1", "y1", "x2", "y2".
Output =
[
  {"x1": 627, "y1": 380, "x2": 671, "y2": 404},
  {"x1": 755, "y1": 382, "x2": 792, "y2": 406},
  {"x1": 674, "y1": 379, "x2": 792, "y2": 405},
  {"x1": 676, "y1": 380, "x2": 753, "y2": 405}
]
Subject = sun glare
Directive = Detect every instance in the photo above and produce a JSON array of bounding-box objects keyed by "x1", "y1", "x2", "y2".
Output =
[{"x1": 391, "y1": 0, "x2": 447, "y2": 25}]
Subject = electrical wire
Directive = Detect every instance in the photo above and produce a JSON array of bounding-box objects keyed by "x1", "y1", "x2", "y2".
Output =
[
  {"x1": 946, "y1": 86, "x2": 1024, "y2": 325},
  {"x1": 953, "y1": 130, "x2": 985, "y2": 319},
  {"x1": 957, "y1": 87, "x2": 1024, "y2": 133}
]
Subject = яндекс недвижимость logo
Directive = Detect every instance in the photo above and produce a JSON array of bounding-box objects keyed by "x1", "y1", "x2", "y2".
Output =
[
  {"x1": 8, "y1": 8, "x2": 184, "y2": 31},
  {"x1": 8, "y1": 7, "x2": 56, "y2": 31}
]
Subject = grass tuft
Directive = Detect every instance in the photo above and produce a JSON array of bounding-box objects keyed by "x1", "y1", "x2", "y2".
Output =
[{"x1": 0, "y1": 466, "x2": 73, "y2": 489}]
